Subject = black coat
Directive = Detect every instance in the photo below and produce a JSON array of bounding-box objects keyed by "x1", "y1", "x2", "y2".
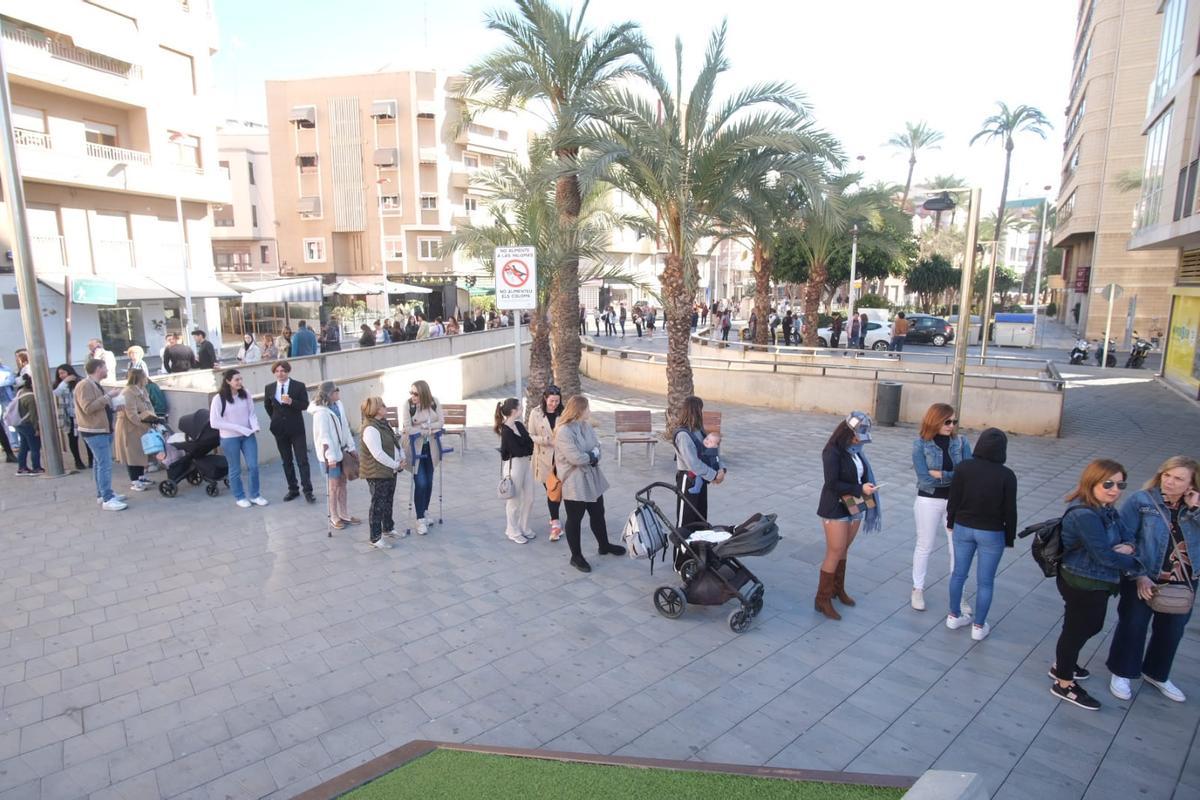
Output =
[
  {"x1": 263, "y1": 379, "x2": 309, "y2": 436},
  {"x1": 163, "y1": 344, "x2": 195, "y2": 373},
  {"x1": 195, "y1": 339, "x2": 217, "y2": 369},
  {"x1": 947, "y1": 428, "x2": 1018, "y2": 546},
  {"x1": 817, "y1": 444, "x2": 869, "y2": 519}
]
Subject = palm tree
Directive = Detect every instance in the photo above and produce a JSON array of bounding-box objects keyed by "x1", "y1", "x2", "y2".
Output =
[
  {"x1": 718, "y1": 185, "x2": 793, "y2": 346},
  {"x1": 887, "y1": 121, "x2": 943, "y2": 210},
  {"x1": 585, "y1": 23, "x2": 837, "y2": 427},
  {"x1": 446, "y1": 145, "x2": 647, "y2": 411},
  {"x1": 970, "y1": 102, "x2": 1050, "y2": 321},
  {"x1": 461, "y1": 0, "x2": 643, "y2": 401}
]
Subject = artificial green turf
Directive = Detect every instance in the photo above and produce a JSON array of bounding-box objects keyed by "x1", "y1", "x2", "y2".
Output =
[{"x1": 340, "y1": 749, "x2": 907, "y2": 800}]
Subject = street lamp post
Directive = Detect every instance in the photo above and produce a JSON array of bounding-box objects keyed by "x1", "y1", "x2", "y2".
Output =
[
  {"x1": 847, "y1": 224, "x2": 859, "y2": 327},
  {"x1": 1030, "y1": 185, "x2": 1053, "y2": 346},
  {"x1": 946, "y1": 189, "x2": 982, "y2": 416},
  {"x1": 167, "y1": 134, "x2": 193, "y2": 333}
]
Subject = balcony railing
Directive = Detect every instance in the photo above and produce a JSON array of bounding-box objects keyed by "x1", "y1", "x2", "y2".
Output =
[
  {"x1": 30, "y1": 235, "x2": 66, "y2": 269},
  {"x1": 14, "y1": 129, "x2": 51, "y2": 149},
  {"x1": 1, "y1": 23, "x2": 142, "y2": 80},
  {"x1": 93, "y1": 239, "x2": 135, "y2": 270},
  {"x1": 84, "y1": 142, "x2": 151, "y2": 166}
]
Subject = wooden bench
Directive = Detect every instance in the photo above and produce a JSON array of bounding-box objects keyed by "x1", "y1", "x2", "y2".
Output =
[
  {"x1": 615, "y1": 409, "x2": 657, "y2": 466},
  {"x1": 441, "y1": 403, "x2": 467, "y2": 453},
  {"x1": 703, "y1": 411, "x2": 722, "y2": 436},
  {"x1": 384, "y1": 406, "x2": 401, "y2": 435}
]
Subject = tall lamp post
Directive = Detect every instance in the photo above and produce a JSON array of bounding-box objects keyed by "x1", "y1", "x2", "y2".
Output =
[
  {"x1": 847, "y1": 223, "x2": 859, "y2": 326},
  {"x1": 1030, "y1": 184, "x2": 1053, "y2": 346},
  {"x1": 167, "y1": 133, "x2": 194, "y2": 333}
]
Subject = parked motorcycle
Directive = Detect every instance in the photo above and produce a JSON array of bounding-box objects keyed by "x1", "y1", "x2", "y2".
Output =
[
  {"x1": 1094, "y1": 339, "x2": 1118, "y2": 368},
  {"x1": 1069, "y1": 339, "x2": 1090, "y2": 365},
  {"x1": 1125, "y1": 338, "x2": 1152, "y2": 369}
]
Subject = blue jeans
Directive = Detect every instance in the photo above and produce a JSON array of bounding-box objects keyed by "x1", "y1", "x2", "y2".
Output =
[
  {"x1": 83, "y1": 433, "x2": 115, "y2": 501},
  {"x1": 413, "y1": 442, "x2": 433, "y2": 518},
  {"x1": 15, "y1": 423, "x2": 40, "y2": 471},
  {"x1": 222, "y1": 434, "x2": 260, "y2": 501},
  {"x1": 1105, "y1": 578, "x2": 1193, "y2": 682},
  {"x1": 948, "y1": 524, "x2": 1005, "y2": 625},
  {"x1": 891, "y1": 336, "x2": 906, "y2": 352}
]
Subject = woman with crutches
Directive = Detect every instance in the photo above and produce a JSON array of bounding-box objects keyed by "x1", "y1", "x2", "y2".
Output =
[{"x1": 401, "y1": 380, "x2": 445, "y2": 535}]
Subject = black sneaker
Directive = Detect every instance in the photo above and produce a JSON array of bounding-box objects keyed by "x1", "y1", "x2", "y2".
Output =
[
  {"x1": 1049, "y1": 664, "x2": 1091, "y2": 681},
  {"x1": 283, "y1": 489, "x2": 300, "y2": 502},
  {"x1": 570, "y1": 556, "x2": 592, "y2": 573},
  {"x1": 1051, "y1": 681, "x2": 1101, "y2": 710}
]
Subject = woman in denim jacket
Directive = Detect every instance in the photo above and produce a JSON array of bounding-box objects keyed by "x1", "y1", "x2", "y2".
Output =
[
  {"x1": 1105, "y1": 456, "x2": 1200, "y2": 704},
  {"x1": 910, "y1": 403, "x2": 971, "y2": 612},
  {"x1": 1051, "y1": 459, "x2": 1140, "y2": 711}
]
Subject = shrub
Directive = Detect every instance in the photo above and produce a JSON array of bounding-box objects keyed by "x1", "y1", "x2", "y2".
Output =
[
  {"x1": 855, "y1": 293, "x2": 891, "y2": 309},
  {"x1": 1046, "y1": 302, "x2": 1058, "y2": 317}
]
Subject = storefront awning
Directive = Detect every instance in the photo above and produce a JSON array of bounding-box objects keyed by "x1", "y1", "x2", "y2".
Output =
[
  {"x1": 384, "y1": 280, "x2": 432, "y2": 295},
  {"x1": 229, "y1": 278, "x2": 323, "y2": 304},
  {"x1": 37, "y1": 272, "x2": 178, "y2": 302},
  {"x1": 323, "y1": 279, "x2": 384, "y2": 297},
  {"x1": 176, "y1": 274, "x2": 239, "y2": 299}
]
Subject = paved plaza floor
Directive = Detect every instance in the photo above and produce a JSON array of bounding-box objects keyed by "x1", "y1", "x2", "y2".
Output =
[{"x1": 0, "y1": 365, "x2": 1198, "y2": 799}]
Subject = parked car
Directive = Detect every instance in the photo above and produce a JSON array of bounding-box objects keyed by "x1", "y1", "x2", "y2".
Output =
[
  {"x1": 904, "y1": 314, "x2": 955, "y2": 347},
  {"x1": 816, "y1": 320, "x2": 892, "y2": 350}
]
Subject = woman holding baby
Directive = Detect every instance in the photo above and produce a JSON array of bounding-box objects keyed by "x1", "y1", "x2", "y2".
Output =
[{"x1": 672, "y1": 395, "x2": 726, "y2": 537}]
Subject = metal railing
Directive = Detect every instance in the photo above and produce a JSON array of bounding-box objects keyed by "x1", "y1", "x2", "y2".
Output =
[
  {"x1": 13, "y1": 129, "x2": 51, "y2": 149},
  {"x1": 1, "y1": 23, "x2": 142, "y2": 80},
  {"x1": 30, "y1": 235, "x2": 66, "y2": 269},
  {"x1": 85, "y1": 142, "x2": 151, "y2": 166},
  {"x1": 93, "y1": 239, "x2": 135, "y2": 270}
]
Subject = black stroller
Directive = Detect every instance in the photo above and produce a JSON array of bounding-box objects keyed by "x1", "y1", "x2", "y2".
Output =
[
  {"x1": 630, "y1": 482, "x2": 779, "y2": 633},
  {"x1": 158, "y1": 409, "x2": 229, "y2": 498}
]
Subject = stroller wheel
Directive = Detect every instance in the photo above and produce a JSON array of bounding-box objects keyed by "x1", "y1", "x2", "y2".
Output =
[
  {"x1": 205, "y1": 483, "x2": 220, "y2": 497},
  {"x1": 653, "y1": 586, "x2": 687, "y2": 619},
  {"x1": 728, "y1": 607, "x2": 752, "y2": 634},
  {"x1": 679, "y1": 558, "x2": 701, "y2": 583},
  {"x1": 749, "y1": 585, "x2": 765, "y2": 617},
  {"x1": 186, "y1": 471, "x2": 203, "y2": 486},
  {"x1": 158, "y1": 481, "x2": 178, "y2": 498}
]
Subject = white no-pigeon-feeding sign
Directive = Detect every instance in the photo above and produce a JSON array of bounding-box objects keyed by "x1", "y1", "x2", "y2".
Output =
[{"x1": 494, "y1": 246, "x2": 536, "y2": 310}]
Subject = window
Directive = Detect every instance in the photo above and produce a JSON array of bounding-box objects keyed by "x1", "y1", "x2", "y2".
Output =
[
  {"x1": 218, "y1": 160, "x2": 231, "y2": 179},
  {"x1": 251, "y1": 205, "x2": 258, "y2": 227},
  {"x1": 260, "y1": 245, "x2": 270, "y2": 264},
  {"x1": 463, "y1": 154, "x2": 480, "y2": 169},
  {"x1": 497, "y1": 129, "x2": 509, "y2": 141},
  {"x1": 212, "y1": 204, "x2": 234, "y2": 227},
  {"x1": 383, "y1": 236, "x2": 404, "y2": 260},
  {"x1": 468, "y1": 123, "x2": 490, "y2": 136},
  {"x1": 379, "y1": 195, "x2": 401, "y2": 212},
  {"x1": 1064, "y1": 97, "x2": 1086, "y2": 148},
  {"x1": 1060, "y1": 191, "x2": 1076, "y2": 221},
  {"x1": 248, "y1": 162, "x2": 255, "y2": 185},
  {"x1": 1064, "y1": 141, "x2": 1082, "y2": 184},
  {"x1": 85, "y1": 121, "x2": 118, "y2": 147},
  {"x1": 158, "y1": 46, "x2": 195, "y2": 95},
  {"x1": 297, "y1": 153, "x2": 318, "y2": 171},
  {"x1": 420, "y1": 195, "x2": 437, "y2": 210},
  {"x1": 417, "y1": 237, "x2": 441, "y2": 260},
  {"x1": 1136, "y1": 108, "x2": 1174, "y2": 230},
  {"x1": 1150, "y1": 0, "x2": 1187, "y2": 110},
  {"x1": 214, "y1": 251, "x2": 251, "y2": 272},
  {"x1": 12, "y1": 105, "x2": 45, "y2": 133},
  {"x1": 168, "y1": 132, "x2": 201, "y2": 168},
  {"x1": 464, "y1": 197, "x2": 479, "y2": 212},
  {"x1": 303, "y1": 238, "x2": 326, "y2": 263}
]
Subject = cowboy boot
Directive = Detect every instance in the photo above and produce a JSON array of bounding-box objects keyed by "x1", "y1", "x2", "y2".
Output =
[
  {"x1": 814, "y1": 570, "x2": 841, "y2": 620},
  {"x1": 834, "y1": 559, "x2": 856, "y2": 606}
]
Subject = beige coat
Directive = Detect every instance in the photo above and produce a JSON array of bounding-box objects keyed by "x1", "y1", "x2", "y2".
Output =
[
  {"x1": 113, "y1": 386, "x2": 155, "y2": 467},
  {"x1": 554, "y1": 420, "x2": 609, "y2": 503},
  {"x1": 401, "y1": 399, "x2": 445, "y2": 469},
  {"x1": 527, "y1": 405, "x2": 558, "y2": 483}
]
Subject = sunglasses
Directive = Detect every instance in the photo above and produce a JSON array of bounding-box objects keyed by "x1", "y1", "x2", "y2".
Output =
[
  {"x1": 409, "y1": 390, "x2": 420, "y2": 396},
  {"x1": 1101, "y1": 480, "x2": 1127, "y2": 490},
  {"x1": 943, "y1": 419, "x2": 958, "y2": 426}
]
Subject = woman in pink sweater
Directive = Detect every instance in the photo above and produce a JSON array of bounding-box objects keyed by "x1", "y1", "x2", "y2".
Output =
[{"x1": 209, "y1": 369, "x2": 268, "y2": 508}]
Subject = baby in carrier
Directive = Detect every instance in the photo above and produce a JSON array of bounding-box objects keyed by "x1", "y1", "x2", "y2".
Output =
[{"x1": 687, "y1": 432, "x2": 722, "y2": 494}]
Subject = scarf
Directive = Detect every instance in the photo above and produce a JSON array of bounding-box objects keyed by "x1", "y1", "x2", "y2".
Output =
[{"x1": 850, "y1": 443, "x2": 883, "y2": 533}]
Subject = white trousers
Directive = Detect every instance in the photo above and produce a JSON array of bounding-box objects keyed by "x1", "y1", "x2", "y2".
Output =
[
  {"x1": 504, "y1": 456, "x2": 535, "y2": 539},
  {"x1": 912, "y1": 495, "x2": 954, "y2": 590}
]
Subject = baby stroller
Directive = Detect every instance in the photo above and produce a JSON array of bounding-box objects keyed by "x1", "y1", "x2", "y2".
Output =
[
  {"x1": 625, "y1": 482, "x2": 779, "y2": 633},
  {"x1": 158, "y1": 409, "x2": 229, "y2": 498}
]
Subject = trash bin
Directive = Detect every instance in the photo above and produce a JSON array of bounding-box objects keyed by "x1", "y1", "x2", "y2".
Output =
[{"x1": 875, "y1": 381, "x2": 902, "y2": 427}]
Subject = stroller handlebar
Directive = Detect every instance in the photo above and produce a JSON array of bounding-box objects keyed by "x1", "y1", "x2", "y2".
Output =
[{"x1": 635, "y1": 481, "x2": 711, "y2": 528}]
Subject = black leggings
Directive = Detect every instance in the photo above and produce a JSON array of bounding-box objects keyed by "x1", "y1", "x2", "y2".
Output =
[
  {"x1": 547, "y1": 497, "x2": 560, "y2": 521},
  {"x1": 564, "y1": 496, "x2": 610, "y2": 559},
  {"x1": 127, "y1": 465, "x2": 145, "y2": 481},
  {"x1": 1055, "y1": 573, "x2": 1111, "y2": 680},
  {"x1": 67, "y1": 421, "x2": 91, "y2": 468},
  {"x1": 367, "y1": 476, "x2": 397, "y2": 542}
]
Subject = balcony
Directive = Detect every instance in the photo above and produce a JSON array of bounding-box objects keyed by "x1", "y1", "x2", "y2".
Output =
[
  {"x1": 14, "y1": 129, "x2": 50, "y2": 149},
  {"x1": 94, "y1": 239, "x2": 134, "y2": 271},
  {"x1": 450, "y1": 165, "x2": 474, "y2": 188},
  {"x1": 418, "y1": 147, "x2": 438, "y2": 164},
  {"x1": 30, "y1": 235, "x2": 66, "y2": 269},
  {"x1": 85, "y1": 141, "x2": 151, "y2": 166},
  {"x1": 1, "y1": 22, "x2": 142, "y2": 80}
]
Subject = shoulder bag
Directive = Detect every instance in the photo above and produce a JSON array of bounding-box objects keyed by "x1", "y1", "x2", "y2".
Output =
[
  {"x1": 1148, "y1": 501, "x2": 1195, "y2": 614},
  {"x1": 497, "y1": 459, "x2": 515, "y2": 499}
]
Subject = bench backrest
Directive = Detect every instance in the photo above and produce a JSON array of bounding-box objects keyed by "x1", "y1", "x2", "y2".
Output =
[
  {"x1": 443, "y1": 403, "x2": 467, "y2": 427},
  {"x1": 703, "y1": 411, "x2": 722, "y2": 435},
  {"x1": 384, "y1": 406, "x2": 401, "y2": 433},
  {"x1": 615, "y1": 409, "x2": 652, "y2": 434}
]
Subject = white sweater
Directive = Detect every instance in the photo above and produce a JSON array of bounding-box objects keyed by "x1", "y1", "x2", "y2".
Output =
[{"x1": 310, "y1": 401, "x2": 355, "y2": 463}]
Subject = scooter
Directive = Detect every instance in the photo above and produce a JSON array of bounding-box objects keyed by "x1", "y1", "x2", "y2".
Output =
[
  {"x1": 1069, "y1": 339, "x2": 1089, "y2": 365},
  {"x1": 1094, "y1": 339, "x2": 1118, "y2": 368},
  {"x1": 1125, "y1": 338, "x2": 1152, "y2": 369}
]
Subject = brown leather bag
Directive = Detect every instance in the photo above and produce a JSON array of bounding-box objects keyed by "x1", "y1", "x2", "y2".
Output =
[{"x1": 341, "y1": 449, "x2": 360, "y2": 481}]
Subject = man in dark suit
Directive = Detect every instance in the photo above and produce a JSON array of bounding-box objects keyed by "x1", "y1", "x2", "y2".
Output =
[{"x1": 263, "y1": 360, "x2": 314, "y2": 502}]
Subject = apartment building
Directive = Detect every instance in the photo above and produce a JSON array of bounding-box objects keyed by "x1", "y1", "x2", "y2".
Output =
[
  {"x1": 0, "y1": 0, "x2": 232, "y2": 364},
  {"x1": 213, "y1": 120, "x2": 277, "y2": 280},
  {"x1": 1053, "y1": 0, "x2": 1178, "y2": 341},
  {"x1": 265, "y1": 70, "x2": 531, "y2": 317},
  {"x1": 1125, "y1": 0, "x2": 1200, "y2": 394}
]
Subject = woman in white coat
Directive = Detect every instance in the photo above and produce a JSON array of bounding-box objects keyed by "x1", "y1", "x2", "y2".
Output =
[
  {"x1": 310, "y1": 381, "x2": 358, "y2": 529},
  {"x1": 401, "y1": 379, "x2": 444, "y2": 534}
]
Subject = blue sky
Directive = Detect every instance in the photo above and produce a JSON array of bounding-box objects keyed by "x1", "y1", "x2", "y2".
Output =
[{"x1": 213, "y1": 0, "x2": 1081, "y2": 210}]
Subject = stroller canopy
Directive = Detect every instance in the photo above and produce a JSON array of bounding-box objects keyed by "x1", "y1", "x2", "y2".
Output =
[{"x1": 714, "y1": 514, "x2": 780, "y2": 559}]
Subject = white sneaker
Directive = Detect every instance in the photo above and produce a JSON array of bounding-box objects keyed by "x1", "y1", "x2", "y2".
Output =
[
  {"x1": 911, "y1": 588, "x2": 925, "y2": 611},
  {"x1": 507, "y1": 532, "x2": 528, "y2": 544},
  {"x1": 1143, "y1": 674, "x2": 1186, "y2": 702},
  {"x1": 130, "y1": 481, "x2": 148, "y2": 492},
  {"x1": 1110, "y1": 675, "x2": 1133, "y2": 700},
  {"x1": 97, "y1": 494, "x2": 128, "y2": 505},
  {"x1": 971, "y1": 623, "x2": 990, "y2": 641},
  {"x1": 522, "y1": 530, "x2": 537, "y2": 540},
  {"x1": 236, "y1": 499, "x2": 252, "y2": 509},
  {"x1": 383, "y1": 530, "x2": 397, "y2": 538},
  {"x1": 417, "y1": 518, "x2": 428, "y2": 535},
  {"x1": 250, "y1": 496, "x2": 269, "y2": 507},
  {"x1": 946, "y1": 612, "x2": 973, "y2": 630},
  {"x1": 371, "y1": 539, "x2": 392, "y2": 549},
  {"x1": 101, "y1": 498, "x2": 127, "y2": 511}
]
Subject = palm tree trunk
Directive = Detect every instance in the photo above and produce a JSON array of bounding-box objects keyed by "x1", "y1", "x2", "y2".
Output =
[
  {"x1": 752, "y1": 241, "x2": 771, "y2": 346},
  {"x1": 551, "y1": 168, "x2": 582, "y2": 400},
  {"x1": 900, "y1": 156, "x2": 916, "y2": 209},
  {"x1": 801, "y1": 260, "x2": 826, "y2": 346},
  {"x1": 661, "y1": 251, "x2": 695, "y2": 432},
  {"x1": 982, "y1": 144, "x2": 1013, "y2": 325},
  {"x1": 526, "y1": 306, "x2": 553, "y2": 415}
]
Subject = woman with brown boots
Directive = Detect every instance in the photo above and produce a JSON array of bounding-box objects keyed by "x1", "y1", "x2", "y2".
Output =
[{"x1": 815, "y1": 411, "x2": 882, "y2": 619}]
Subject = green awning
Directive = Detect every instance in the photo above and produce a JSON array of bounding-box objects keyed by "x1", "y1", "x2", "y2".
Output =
[{"x1": 469, "y1": 286, "x2": 495, "y2": 296}]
